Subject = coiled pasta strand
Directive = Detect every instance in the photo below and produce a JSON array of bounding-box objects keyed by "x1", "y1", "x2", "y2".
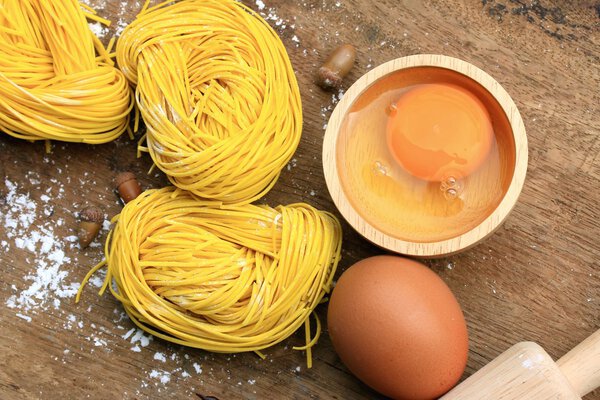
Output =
[
  {"x1": 78, "y1": 187, "x2": 342, "y2": 366},
  {"x1": 0, "y1": 0, "x2": 134, "y2": 144},
  {"x1": 117, "y1": 0, "x2": 302, "y2": 204}
]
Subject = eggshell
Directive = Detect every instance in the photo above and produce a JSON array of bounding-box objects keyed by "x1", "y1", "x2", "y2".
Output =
[{"x1": 327, "y1": 255, "x2": 468, "y2": 400}]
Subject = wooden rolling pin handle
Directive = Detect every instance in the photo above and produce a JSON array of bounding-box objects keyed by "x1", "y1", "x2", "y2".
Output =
[{"x1": 556, "y1": 329, "x2": 600, "y2": 397}]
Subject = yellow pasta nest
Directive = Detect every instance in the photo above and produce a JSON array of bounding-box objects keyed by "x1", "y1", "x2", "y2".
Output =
[
  {"x1": 79, "y1": 187, "x2": 341, "y2": 365},
  {"x1": 117, "y1": 0, "x2": 302, "y2": 204},
  {"x1": 0, "y1": 0, "x2": 134, "y2": 145}
]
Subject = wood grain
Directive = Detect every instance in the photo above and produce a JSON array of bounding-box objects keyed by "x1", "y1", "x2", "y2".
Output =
[
  {"x1": 442, "y1": 342, "x2": 579, "y2": 400},
  {"x1": 442, "y1": 329, "x2": 600, "y2": 399},
  {"x1": 1, "y1": 0, "x2": 599, "y2": 399},
  {"x1": 557, "y1": 329, "x2": 600, "y2": 397}
]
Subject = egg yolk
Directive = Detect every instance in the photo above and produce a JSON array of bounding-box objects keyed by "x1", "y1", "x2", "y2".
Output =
[{"x1": 386, "y1": 83, "x2": 493, "y2": 181}]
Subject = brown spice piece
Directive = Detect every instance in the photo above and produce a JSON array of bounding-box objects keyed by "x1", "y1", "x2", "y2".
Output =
[
  {"x1": 317, "y1": 44, "x2": 357, "y2": 90},
  {"x1": 115, "y1": 171, "x2": 141, "y2": 203},
  {"x1": 78, "y1": 206, "x2": 103, "y2": 248}
]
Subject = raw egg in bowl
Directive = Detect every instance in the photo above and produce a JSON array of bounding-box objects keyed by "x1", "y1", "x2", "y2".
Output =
[{"x1": 322, "y1": 55, "x2": 528, "y2": 257}]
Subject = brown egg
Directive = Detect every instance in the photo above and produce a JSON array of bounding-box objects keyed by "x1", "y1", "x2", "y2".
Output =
[{"x1": 327, "y1": 255, "x2": 468, "y2": 400}]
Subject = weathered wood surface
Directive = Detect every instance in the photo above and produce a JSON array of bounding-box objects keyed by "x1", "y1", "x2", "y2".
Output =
[{"x1": 0, "y1": 0, "x2": 598, "y2": 399}]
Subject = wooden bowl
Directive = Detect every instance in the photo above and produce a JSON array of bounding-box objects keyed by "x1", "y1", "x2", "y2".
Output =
[{"x1": 322, "y1": 54, "x2": 528, "y2": 257}]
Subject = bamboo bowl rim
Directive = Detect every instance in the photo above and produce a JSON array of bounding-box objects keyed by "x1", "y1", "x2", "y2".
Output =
[{"x1": 322, "y1": 54, "x2": 528, "y2": 257}]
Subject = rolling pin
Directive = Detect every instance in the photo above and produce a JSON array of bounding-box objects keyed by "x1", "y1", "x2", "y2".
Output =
[{"x1": 441, "y1": 329, "x2": 600, "y2": 399}]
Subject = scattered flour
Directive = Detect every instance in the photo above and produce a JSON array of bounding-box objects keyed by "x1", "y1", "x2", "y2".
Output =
[
  {"x1": 286, "y1": 158, "x2": 298, "y2": 171},
  {"x1": 122, "y1": 328, "x2": 136, "y2": 340},
  {"x1": 92, "y1": 336, "x2": 108, "y2": 347},
  {"x1": 88, "y1": 22, "x2": 109, "y2": 39},
  {"x1": 81, "y1": 0, "x2": 143, "y2": 38},
  {"x1": 149, "y1": 370, "x2": 171, "y2": 385},
  {"x1": 16, "y1": 313, "x2": 32, "y2": 322},
  {"x1": 115, "y1": 0, "x2": 141, "y2": 36},
  {"x1": 3, "y1": 179, "x2": 80, "y2": 317},
  {"x1": 87, "y1": 268, "x2": 107, "y2": 288},
  {"x1": 80, "y1": 0, "x2": 107, "y2": 9},
  {"x1": 131, "y1": 345, "x2": 142, "y2": 353},
  {"x1": 123, "y1": 328, "x2": 153, "y2": 352},
  {"x1": 193, "y1": 363, "x2": 203, "y2": 374}
]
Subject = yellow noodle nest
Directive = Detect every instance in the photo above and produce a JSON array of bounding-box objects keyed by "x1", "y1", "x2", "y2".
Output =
[
  {"x1": 117, "y1": 0, "x2": 303, "y2": 204},
  {"x1": 0, "y1": 0, "x2": 134, "y2": 145},
  {"x1": 78, "y1": 187, "x2": 342, "y2": 365}
]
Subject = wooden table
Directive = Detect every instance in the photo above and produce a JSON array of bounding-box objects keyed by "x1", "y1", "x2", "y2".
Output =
[{"x1": 1, "y1": 0, "x2": 598, "y2": 399}]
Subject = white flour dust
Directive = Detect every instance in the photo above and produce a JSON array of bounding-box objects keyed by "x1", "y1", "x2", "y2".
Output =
[{"x1": 2, "y1": 179, "x2": 80, "y2": 316}]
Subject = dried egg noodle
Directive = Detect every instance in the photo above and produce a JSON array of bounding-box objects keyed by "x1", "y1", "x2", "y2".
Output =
[
  {"x1": 0, "y1": 0, "x2": 134, "y2": 145},
  {"x1": 117, "y1": 0, "x2": 302, "y2": 204},
  {"x1": 78, "y1": 187, "x2": 342, "y2": 366}
]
